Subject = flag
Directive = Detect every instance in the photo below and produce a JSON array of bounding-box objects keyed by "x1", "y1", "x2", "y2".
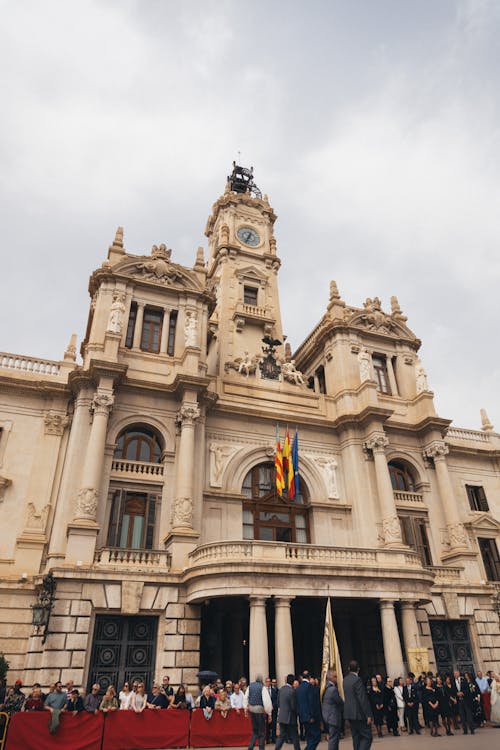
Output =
[
  {"x1": 291, "y1": 429, "x2": 300, "y2": 498},
  {"x1": 284, "y1": 428, "x2": 295, "y2": 498},
  {"x1": 320, "y1": 597, "x2": 344, "y2": 700},
  {"x1": 275, "y1": 425, "x2": 284, "y2": 497}
]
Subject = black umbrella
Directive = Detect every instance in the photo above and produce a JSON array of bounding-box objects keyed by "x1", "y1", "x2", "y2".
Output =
[{"x1": 196, "y1": 670, "x2": 219, "y2": 684}]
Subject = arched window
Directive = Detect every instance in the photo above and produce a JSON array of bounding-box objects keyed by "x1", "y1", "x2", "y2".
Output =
[
  {"x1": 114, "y1": 426, "x2": 162, "y2": 463},
  {"x1": 242, "y1": 462, "x2": 309, "y2": 543},
  {"x1": 388, "y1": 460, "x2": 416, "y2": 492}
]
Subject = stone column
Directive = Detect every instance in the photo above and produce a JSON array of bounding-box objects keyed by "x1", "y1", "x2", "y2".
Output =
[
  {"x1": 380, "y1": 600, "x2": 405, "y2": 679},
  {"x1": 423, "y1": 441, "x2": 468, "y2": 553},
  {"x1": 73, "y1": 391, "x2": 114, "y2": 523},
  {"x1": 172, "y1": 400, "x2": 200, "y2": 531},
  {"x1": 160, "y1": 308, "x2": 171, "y2": 354},
  {"x1": 249, "y1": 596, "x2": 269, "y2": 680},
  {"x1": 364, "y1": 433, "x2": 404, "y2": 547},
  {"x1": 274, "y1": 597, "x2": 294, "y2": 682},
  {"x1": 132, "y1": 302, "x2": 145, "y2": 349},
  {"x1": 401, "y1": 601, "x2": 421, "y2": 652}
]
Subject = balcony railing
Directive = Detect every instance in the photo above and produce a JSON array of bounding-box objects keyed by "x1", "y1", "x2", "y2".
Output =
[
  {"x1": 241, "y1": 304, "x2": 268, "y2": 318},
  {"x1": 431, "y1": 565, "x2": 462, "y2": 582},
  {"x1": 0, "y1": 352, "x2": 61, "y2": 376},
  {"x1": 447, "y1": 427, "x2": 490, "y2": 443},
  {"x1": 111, "y1": 459, "x2": 164, "y2": 478},
  {"x1": 94, "y1": 547, "x2": 171, "y2": 570},
  {"x1": 393, "y1": 490, "x2": 425, "y2": 505},
  {"x1": 188, "y1": 540, "x2": 421, "y2": 570}
]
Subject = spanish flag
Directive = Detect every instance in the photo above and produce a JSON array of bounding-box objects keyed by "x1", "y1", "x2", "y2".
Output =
[
  {"x1": 284, "y1": 428, "x2": 295, "y2": 498},
  {"x1": 275, "y1": 426, "x2": 284, "y2": 497},
  {"x1": 320, "y1": 597, "x2": 344, "y2": 699}
]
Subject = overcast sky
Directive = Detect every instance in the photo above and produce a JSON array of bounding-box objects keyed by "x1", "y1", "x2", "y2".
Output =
[{"x1": 1, "y1": 0, "x2": 499, "y2": 431}]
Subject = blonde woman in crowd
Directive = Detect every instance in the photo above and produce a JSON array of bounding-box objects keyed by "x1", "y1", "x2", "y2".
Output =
[
  {"x1": 99, "y1": 686, "x2": 118, "y2": 712},
  {"x1": 130, "y1": 682, "x2": 147, "y2": 713}
]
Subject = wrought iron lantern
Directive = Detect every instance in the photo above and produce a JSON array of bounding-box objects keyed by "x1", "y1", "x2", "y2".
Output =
[{"x1": 31, "y1": 571, "x2": 56, "y2": 644}]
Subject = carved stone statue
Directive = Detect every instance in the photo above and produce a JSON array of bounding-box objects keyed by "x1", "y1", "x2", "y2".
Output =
[
  {"x1": 238, "y1": 351, "x2": 256, "y2": 376},
  {"x1": 281, "y1": 360, "x2": 304, "y2": 385},
  {"x1": 184, "y1": 311, "x2": 198, "y2": 347},
  {"x1": 415, "y1": 362, "x2": 429, "y2": 393},
  {"x1": 107, "y1": 291, "x2": 126, "y2": 334},
  {"x1": 361, "y1": 297, "x2": 395, "y2": 333},
  {"x1": 358, "y1": 347, "x2": 372, "y2": 382}
]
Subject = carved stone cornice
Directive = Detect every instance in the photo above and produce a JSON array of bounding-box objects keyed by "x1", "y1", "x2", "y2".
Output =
[{"x1": 423, "y1": 440, "x2": 449, "y2": 460}]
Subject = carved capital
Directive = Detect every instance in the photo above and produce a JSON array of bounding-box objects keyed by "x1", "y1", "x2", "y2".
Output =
[
  {"x1": 91, "y1": 393, "x2": 114, "y2": 416},
  {"x1": 363, "y1": 433, "x2": 389, "y2": 453},
  {"x1": 44, "y1": 410, "x2": 70, "y2": 436},
  {"x1": 423, "y1": 440, "x2": 449, "y2": 460},
  {"x1": 177, "y1": 402, "x2": 200, "y2": 426},
  {"x1": 75, "y1": 487, "x2": 98, "y2": 520},
  {"x1": 172, "y1": 496, "x2": 193, "y2": 529}
]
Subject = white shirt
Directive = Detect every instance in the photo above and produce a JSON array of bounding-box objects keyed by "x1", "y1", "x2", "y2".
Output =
[
  {"x1": 119, "y1": 691, "x2": 132, "y2": 710},
  {"x1": 230, "y1": 691, "x2": 244, "y2": 709}
]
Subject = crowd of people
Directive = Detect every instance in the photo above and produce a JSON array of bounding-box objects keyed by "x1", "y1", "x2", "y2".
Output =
[{"x1": 0, "y1": 664, "x2": 499, "y2": 747}]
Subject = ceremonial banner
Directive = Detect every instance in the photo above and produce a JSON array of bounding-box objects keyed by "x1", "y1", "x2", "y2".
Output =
[
  {"x1": 320, "y1": 597, "x2": 344, "y2": 699},
  {"x1": 5, "y1": 711, "x2": 103, "y2": 750}
]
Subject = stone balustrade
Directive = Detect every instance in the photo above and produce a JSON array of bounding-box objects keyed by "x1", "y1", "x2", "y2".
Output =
[
  {"x1": 188, "y1": 540, "x2": 422, "y2": 570},
  {"x1": 447, "y1": 427, "x2": 490, "y2": 443},
  {"x1": 393, "y1": 490, "x2": 425, "y2": 505},
  {"x1": 94, "y1": 547, "x2": 171, "y2": 569},
  {"x1": 0, "y1": 352, "x2": 61, "y2": 376},
  {"x1": 242, "y1": 303, "x2": 268, "y2": 317},
  {"x1": 431, "y1": 565, "x2": 463, "y2": 581},
  {"x1": 111, "y1": 459, "x2": 164, "y2": 478}
]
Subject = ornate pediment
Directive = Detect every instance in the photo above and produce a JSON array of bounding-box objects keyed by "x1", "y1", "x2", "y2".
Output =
[
  {"x1": 344, "y1": 297, "x2": 418, "y2": 341},
  {"x1": 464, "y1": 512, "x2": 500, "y2": 534},
  {"x1": 114, "y1": 244, "x2": 203, "y2": 291},
  {"x1": 235, "y1": 265, "x2": 269, "y2": 286}
]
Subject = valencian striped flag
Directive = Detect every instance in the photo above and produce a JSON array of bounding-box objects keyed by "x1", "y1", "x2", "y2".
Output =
[
  {"x1": 275, "y1": 425, "x2": 284, "y2": 497},
  {"x1": 320, "y1": 597, "x2": 344, "y2": 700},
  {"x1": 284, "y1": 428, "x2": 295, "y2": 498},
  {"x1": 291, "y1": 429, "x2": 300, "y2": 498}
]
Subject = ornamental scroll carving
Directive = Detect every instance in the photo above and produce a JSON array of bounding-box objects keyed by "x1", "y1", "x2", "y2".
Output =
[
  {"x1": 423, "y1": 441, "x2": 449, "y2": 460},
  {"x1": 24, "y1": 501, "x2": 50, "y2": 533},
  {"x1": 382, "y1": 514, "x2": 403, "y2": 544},
  {"x1": 75, "y1": 487, "x2": 98, "y2": 520},
  {"x1": 177, "y1": 403, "x2": 200, "y2": 426},
  {"x1": 44, "y1": 411, "x2": 70, "y2": 436},
  {"x1": 363, "y1": 433, "x2": 389, "y2": 453},
  {"x1": 106, "y1": 291, "x2": 126, "y2": 334},
  {"x1": 172, "y1": 497, "x2": 193, "y2": 528},
  {"x1": 209, "y1": 443, "x2": 241, "y2": 488}
]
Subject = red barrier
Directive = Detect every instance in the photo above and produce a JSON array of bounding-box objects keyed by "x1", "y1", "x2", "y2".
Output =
[
  {"x1": 5, "y1": 711, "x2": 103, "y2": 750},
  {"x1": 190, "y1": 709, "x2": 253, "y2": 748},
  {"x1": 102, "y1": 708, "x2": 190, "y2": 750}
]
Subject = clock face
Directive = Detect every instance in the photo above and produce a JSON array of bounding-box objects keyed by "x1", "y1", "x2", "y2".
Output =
[{"x1": 237, "y1": 226, "x2": 261, "y2": 246}]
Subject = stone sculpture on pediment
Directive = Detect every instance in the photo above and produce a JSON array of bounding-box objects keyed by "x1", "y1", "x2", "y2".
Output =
[
  {"x1": 281, "y1": 360, "x2": 304, "y2": 385},
  {"x1": 106, "y1": 291, "x2": 126, "y2": 334},
  {"x1": 361, "y1": 297, "x2": 396, "y2": 333},
  {"x1": 131, "y1": 244, "x2": 185, "y2": 285},
  {"x1": 24, "y1": 501, "x2": 50, "y2": 533},
  {"x1": 209, "y1": 443, "x2": 242, "y2": 487},
  {"x1": 225, "y1": 351, "x2": 259, "y2": 376}
]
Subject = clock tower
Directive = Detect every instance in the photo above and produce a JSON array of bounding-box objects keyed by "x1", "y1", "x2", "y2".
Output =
[{"x1": 205, "y1": 164, "x2": 285, "y2": 377}]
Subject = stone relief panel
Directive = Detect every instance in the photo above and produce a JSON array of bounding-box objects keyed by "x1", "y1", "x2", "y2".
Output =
[
  {"x1": 172, "y1": 497, "x2": 193, "y2": 528},
  {"x1": 306, "y1": 454, "x2": 341, "y2": 500},
  {"x1": 209, "y1": 443, "x2": 243, "y2": 488},
  {"x1": 24, "y1": 501, "x2": 51, "y2": 533}
]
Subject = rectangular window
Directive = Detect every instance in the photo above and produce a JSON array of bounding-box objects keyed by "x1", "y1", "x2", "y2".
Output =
[
  {"x1": 167, "y1": 310, "x2": 178, "y2": 356},
  {"x1": 478, "y1": 538, "x2": 500, "y2": 581},
  {"x1": 243, "y1": 509, "x2": 254, "y2": 540},
  {"x1": 107, "y1": 490, "x2": 158, "y2": 549},
  {"x1": 399, "y1": 514, "x2": 432, "y2": 566},
  {"x1": 466, "y1": 484, "x2": 489, "y2": 512},
  {"x1": 316, "y1": 365, "x2": 327, "y2": 394},
  {"x1": 141, "y1": 308, "x2": 163, "y2": 353},
  {"x1": 372, "y1": 355, "x2": 391, "y2": 394},
  {"x1": 125, "y1": 303, "x2": 137, "y2": 348},
  {"x1": 244, "y1": 286, "x2": 258, "y2": 306}
]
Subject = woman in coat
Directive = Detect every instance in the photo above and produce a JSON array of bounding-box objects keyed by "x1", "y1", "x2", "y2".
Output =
[
  {"x1": 368, "y1": 677, "x2": 385, "y2": 737},
  {"x1": 423, "y1": 677, "x2": 440, "y2": 737}
]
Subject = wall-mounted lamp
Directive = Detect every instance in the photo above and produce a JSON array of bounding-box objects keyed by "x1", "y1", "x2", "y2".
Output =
[{"x1": 31, "y1": 571, "x2": 56, "y2": 644}]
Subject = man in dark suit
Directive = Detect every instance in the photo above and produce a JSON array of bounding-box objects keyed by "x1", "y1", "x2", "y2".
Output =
[
  {"x1": 322, "y1": 669, "x2": 344, "y2": 750},
  {"x1": 453, "y1": 670, "x2": 474, "y2": 734},
  {"x1": 275, "y1": 674, "x2": 301, "y2": 750},
  {"x1": 402, "y1": 676, "x2": 420, "y2": 734},
  {"x1": 265, "y1": 677, "x2": 279, "y2": 743},
  {"x1": 342, "y1": 660, "x2": 373, "y2": 750},
  {"x1": 296, "y1": 671, "x2": 321, "y2": 750}
]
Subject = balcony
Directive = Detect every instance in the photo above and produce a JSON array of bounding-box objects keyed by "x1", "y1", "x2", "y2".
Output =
[
  {"x1": 447, "y1": 427, "x2": 490, "y2": 443},
  {"x1": 393, "y1": 490, "x2": 425, "y2": 507},
  {"x1": 94, "y1": 547, "x2": 171, "y2": 571},
  {"x1": 0, "y1": 351, "x2": 67, "y2": 379},
  {"x1": 431, "y1": 565, "x2": 463, "y2": 582},
  {"x1": 187, "y1": 540, "x2": 422, "y2": 572},
  {"x1": 110, "y1": 459, "x2": 164, "y2": 481}
]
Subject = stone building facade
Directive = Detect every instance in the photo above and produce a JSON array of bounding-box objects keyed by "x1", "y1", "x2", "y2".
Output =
[{"x1": 0, "y1": 166, "x2": 499, "y2": 691}]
